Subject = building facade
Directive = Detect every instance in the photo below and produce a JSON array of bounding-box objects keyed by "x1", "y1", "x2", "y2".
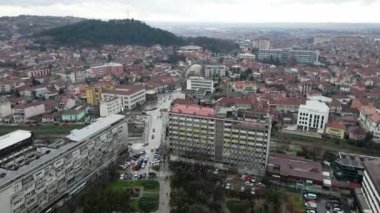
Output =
[
  {"x1": 0, "y1": 114, "x2": 128, "y2": 213},
  {"x1": 186, "y1": 77, "x2": 214, "y2": 93},
  {"x1": 85, "y1": 86, "x2": 102, "y2": 106},
  {"x1": 89, "y1": 63, "x2": 124, "y2": 78},
  {"x1": 257, "y1": 48, "x2": 320, "y2": 65},
  {"x1": 101, "y1": 85, "x2": 145, "y2": 110},
  {"x1": 297, "y1": 100, "x2": 329, "y2": 134},
  {"x1": 204, "y1": 65, "x2": 227, "y2": 79},
  {"x1": 99, "y1": 97, "x2": 123, "y2": 117},
  {"x1": 359, "y1": 106, "x2": 380, "y2": 142},
  {"x1": 12, "y1": 103, "x2": 46, "y2": 123},
  {"x1": 362, "y1": 160, "x2": 380, "y2": 213},
  {"x1": 168, "y1": 103, "x2": 271, "y2": 176},
  {"x1": 0, "y1": 99, "x2": 12, "y2": 119},
  {"x1": 252, "y1": 39, "x2": 270, "y2": 49}
]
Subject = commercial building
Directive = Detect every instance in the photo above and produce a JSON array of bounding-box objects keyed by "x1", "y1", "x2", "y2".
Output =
[
  {"x1": 252, "y1": 39, "x2": 270, "y2": 50},
  {"x1": 0, "y1": 114, "x2": 128, "y2": 213},
  {"x1": 12, "y1": 103, "x2": 46, "y2": 123},
  {"x1": 362, "y1": 160, "x2": 380, "y2": 213},
  {"x1": 88, "y1": 63, "x2": 124, "y2": 78},
  {"x1": 297, "y1": 100, "x2": 329, "y2": 134},
  {"x1": 99, "y1": 97, "x2": 123, "y2": 117},
  {"x1": 257, "y1": 48, "x2": 319, "y2": 65},
  {"x1": 359, "y1": 106, "x2": 380, "y2": 143},
  {"x1": 168, "y1": 102, "x2": 272, "y2": 176},
  {"x1": 102, "y1": 85, "x2": 146, "y2": 110},
  {"x1": 204, "y1": 65, "x2": 227, "y2": 79},
  {"x1": 186, "y1": 77, "x2": 214, "y2": 93}
]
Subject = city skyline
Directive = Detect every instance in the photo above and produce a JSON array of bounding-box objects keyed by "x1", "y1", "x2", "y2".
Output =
[{"x1": 0, "y1": 0, "x2": 380, "y2": 23}]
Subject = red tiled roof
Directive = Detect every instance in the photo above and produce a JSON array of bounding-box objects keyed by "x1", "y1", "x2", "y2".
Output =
[{"x1": 171, "y1": 104, "x2": 215, "y2": 117}]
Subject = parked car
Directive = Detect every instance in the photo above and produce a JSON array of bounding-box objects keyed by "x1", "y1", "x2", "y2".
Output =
[{"x1": 225, "y1": 183, "x2": 231, "y2": 190}]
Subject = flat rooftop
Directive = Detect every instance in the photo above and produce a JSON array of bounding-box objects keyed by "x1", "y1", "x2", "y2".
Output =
[
  {"x1": 300, "y1": 100, "x2": 329, "y2": 113},
  {"x1": 171, "y1": 103, "x2": 216, "y2": 117},
  {"x1": 66, "y1": 114, "x2": 125, "y2": 142},
  {"x1": 0, "y1": 130, "x2": 32, "y2": 151}
]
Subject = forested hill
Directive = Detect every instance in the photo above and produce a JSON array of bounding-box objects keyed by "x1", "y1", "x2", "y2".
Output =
[
  {"x1": 35, "y1": 19, "x2": 236, "y2": 53},
  {"x1": 35, "y1": 19, "x2": 182, "y2": 47}
]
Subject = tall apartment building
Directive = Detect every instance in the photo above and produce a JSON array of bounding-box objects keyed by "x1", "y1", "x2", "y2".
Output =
[
  {"x1": 186, "y1": 77, "x2": 214, "y2": 93},
  {"x1": 359, "y1": 106, "x2": 380, "y2": 142},
  {"x1": 252, "y1": 39, "x2": 270, "y2": 49},
  {"x1": 0, "y1": 99, "x2": 12, "y2": 119},
  {"x1": 297, "y1": 100, "x2": 329, "y2": 134},
  {"x1": 99, "y1": 97, "x2": 123, "y2": 117},
  {"x1": 102, "y1": 85, "x2": 146, "y2": 110},
  {"x1": 0, "y1": 114, "x2": 128, "y2": 213},
  {"x1": 168, "y1": 103, "x2": 272, "y2": 176},
  {"x1": 204, "y1": 65, "x2": 227, "y2": 79},
  {"x1": 362, "y1": 160, "x2": 380, "y2": 213},
  {"x1": 85, "y1": 85, "x2": 102, "y2": 106},
  {"x1": 257, "y1": 48, "x2": 319, "y2": 65}
]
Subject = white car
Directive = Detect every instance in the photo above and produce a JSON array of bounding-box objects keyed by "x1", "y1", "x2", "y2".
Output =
[
  {"x1": 213, "y1": 169, "x2": 219, "y2": 175},
  {"x1": 251, "y1": 188, "x2": 255, "y2": 195},
  {"x1": 120, "y1": 174, "x2": 124, "y2": 180},
  {"x1": 245, "y1": 181, "x2": 254, "y2": 187},
  {"x1": 225, "y1": 183, "x2": 231, "y2": 190},
  {"x1": 141, "y1": 163, "x2": 146, "y2": 169}
]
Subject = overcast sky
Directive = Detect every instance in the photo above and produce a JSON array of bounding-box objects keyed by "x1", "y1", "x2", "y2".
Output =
[{"x1": 0, "y1": 0, "x2": 379, "y2": 23}]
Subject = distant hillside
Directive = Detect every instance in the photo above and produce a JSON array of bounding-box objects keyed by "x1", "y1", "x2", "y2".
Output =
[
  {"x1": 35, "y1": 19, "x2": 183, "y2": 47},
  {"x1": 0, "y1": 15, "x2": 83, "y2": 39},
  {"x1": 35, "y1": 19, "x2": 236, "y2": 53}
]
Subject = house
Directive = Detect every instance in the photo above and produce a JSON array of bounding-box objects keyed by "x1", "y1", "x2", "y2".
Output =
[
  {"x1": 359, "y1": 106, "x2": 380, "y2": 143},
  {"x1": 12, "y1": 102, "x2": 46, "y2": 123},
  {"x1": 348, "y1": 126, "x2": 367, "y2": 141},
  {"x1": 325, "y1": 119, "x2": 345, "y2": 139},
  {"x1": 61, "y1": 105, "x2": 87, "y2": 122}
]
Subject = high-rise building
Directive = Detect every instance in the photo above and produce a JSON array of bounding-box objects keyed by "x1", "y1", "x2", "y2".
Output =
[
  {"x1": 168, "y1": 102, "x2": 272, "y2": 176},
  {"x1": 362, "y1": 160, "x2": 380, "y2": 213},
  {"x1": 359, "y1": 106, "x2": 380, "y2": 142},
  {"x1": 252, "y1": 39, "x2": 270, "y2": 50},
  {"x1": 204, "y1": 65, "x2": 227, "y2": 79},
  {"x1": 88, "y1": 63, "x2": 124, "y2": 78},
  {"x1": 0, "y1": 114, "x2": 128, "y2": 213},
  {"x1": 101, "y1": 85, "x2": 146, "y2": 110},
  {"x1": 297, "y1": 100, "x2": 329, "y2": 134},
  {"x1": 257, "y1": 48, "x2": 319, "y2": 65},
  {"x1": 85, "y1": 85, "x2": 103, "y2": 106}
]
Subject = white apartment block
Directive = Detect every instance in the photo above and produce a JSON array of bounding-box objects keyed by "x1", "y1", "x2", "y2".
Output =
[
  {"x1": 169, "y1": 103, "x2": 271, "y2": 176},
  {"x1": 12, "y1": 103, "x2": 45, "y2": 123},
  {"x1": 253, "y1": 39, "x2": 270, "y2": 49},
  {"x1": 101, "y1": 85, "x2": 146, "y2": 110},
  {"x1": 362, "y1": 160, "x2": 380, "y2": 213},
  {"x1": 258, "y1": 48, "x2": 319, "y2": 65},
  {"x1": 0, "y1": 114, "x2": 128, "y2": 213},
  {"x1": 204, "y1": 65, "x2": 227, "y2": 79},
  {"x1": 359, "y1": 106, "x2": 380, "y2": 142},
  {"x1": 186, "y1": 77, "x2": 214, "y2": 93},
  {"x1": 297, "y1": 100, "x2": 329, "y2": 134},
  {"x1": 0, "y1": 99, "x2": 12, "y2": 119},
  {"x1": 99, "y1": 97, "x2": 123, "y2": 117}
]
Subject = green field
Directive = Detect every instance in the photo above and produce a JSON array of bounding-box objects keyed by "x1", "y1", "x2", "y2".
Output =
[
  {"x1": 108, "y1": 180, "x2": 160, "y2": 212},
  {"x1": 0, "y1": 124, "x2": 84, "y2": 137},
  {"x1": 226, "y1": 199, "x2": 242, "y2": 213}
]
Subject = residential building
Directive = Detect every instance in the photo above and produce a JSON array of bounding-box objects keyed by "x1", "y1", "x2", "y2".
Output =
[
  {"x1": 88, "y1": 62, "x2": 123, "y2": 78},
  {"x1": 0, "y1": 99, "x2": 12, "y2": 119},
  {"x1": 101, "y1": 85, "x2": 145, "y2": 110},
  {"x1": 252, "y1": 39, "x2": 270, "y2": 49},
  {"x1": 362, "y1": 160, "x2": 380, "y2": 213},
  {"x1": 99, "y1": 97, "x2": 123, "y2": 117},
  {"x1": 186, "y1": 77, "x2": 214, "y2": 93},
  {"x1": 359, "y1": 106, "x2": 380, "y2": 142},
  {"x1": 12, "y1": 103, "x2": 45, "y2": 123},
  {"x1": 257, "y1": 48, "x2": 319, "y2": 65},
  {"x1": 0, "y1": 115, "x2": 128, "y2": 213},
  {"x1": 297, "y1": 100, "x2": 329, "y2": 133},
  {"x1": 168, "y1": 103, "x2": 272, "y2": 176},
  {"x1": 61, "y1": 105, "x2": 87, "y2": 122},
  {"x1": 325, "y1": 120, "x2": 345, "y2": 139},
  {"x1": 178, "y1": 45, "x2": 203, "y2": 53},
  {"x1": 204, "y1": 65, "x2": 227, "y2": 79},
  {"x1": 85, "y1": 85, "x2": 102, "y2": 106}
]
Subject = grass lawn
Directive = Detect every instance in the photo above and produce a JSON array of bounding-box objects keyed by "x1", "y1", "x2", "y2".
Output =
[
  {"x1": 0, "y1": 124, "x2": 84, "y2": 137},
  {"x1": 108, "y1": 180, "x2": 160, "y2": 212},
  {"x1": 108, "y1": 180, "x2": 159, "y2": 193},
  {"x1": 226, "y1": 199, "x2": 242, "y2": 213}
]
